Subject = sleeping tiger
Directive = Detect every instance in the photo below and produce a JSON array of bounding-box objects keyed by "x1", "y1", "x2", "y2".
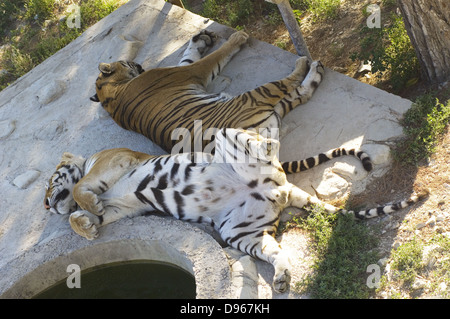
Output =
[
  {"x1": 44, "y1": 128, "x2": 426, "y2": 293},
  {"x1": 89, "y1": 30, "x2": 324, "y2": 156}
]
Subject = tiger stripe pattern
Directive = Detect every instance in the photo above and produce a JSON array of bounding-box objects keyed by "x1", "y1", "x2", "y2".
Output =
[
  {"x1": 281, "y1": 147, "x2": 373, "y2": 174},
  {"x1": 90, "y1": 30, "x2": 325, "y2": 153},
  {"x1": 44, "y1": 128, "x2": 427, "y2": 293}
]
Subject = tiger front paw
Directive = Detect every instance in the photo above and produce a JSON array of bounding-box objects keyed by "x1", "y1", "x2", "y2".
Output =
[
  {"x1": 82, "y1": 194, "x2": 105, "y2": 216},
  {"x1": 69, "y1": 211, "x2": 99, "y2": 240},
  {"x1": 228, "y1": 30, "x2": 249, "y2": 46},
  {"x1": 293, "y1": 56, "x2": 309, "y2": 78},
  {"x1": 192, "y1": 30, "x2": 217, "y2": 54}
]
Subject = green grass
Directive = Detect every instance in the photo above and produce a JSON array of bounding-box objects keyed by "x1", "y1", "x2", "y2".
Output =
[
  {"x1": 307, "y1": 0, "x2": 341, "y2": 21},
  {"x1": 24, "y1": 0, "x2": 55, "y2": 23},
  {"x1": 201, "y1": 0, "x2": 255, "y2": 28},
  {"x1": 0, "y1": 0, "x2": 125, "y2": 91},
  {"x1": 291, "y1": 205, "x2": 380, "y2": 298},
  {"x1": 395, "y1": 93, "x2": 450, "y2": 165},
  {"x1": 389, "y1": 237, "x2": 423, "y2": 285}
]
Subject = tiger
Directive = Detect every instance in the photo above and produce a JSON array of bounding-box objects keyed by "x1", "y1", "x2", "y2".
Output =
[
  {"x1": 89, "y1": 30, "x2": 325, "y2": 159},
  {"x1": 44, "y1": 128, "x2": 426, "y2": 293}
]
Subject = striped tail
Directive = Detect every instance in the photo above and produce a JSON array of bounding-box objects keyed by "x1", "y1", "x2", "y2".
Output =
[
  {"x1": 281, "y1": 147, "x2": 373, "y2": 174},
  {"x1": 340, "y1": 191, "x2": 429, "y2": 220}
]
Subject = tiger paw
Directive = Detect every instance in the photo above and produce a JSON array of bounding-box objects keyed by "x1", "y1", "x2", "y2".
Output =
[
  {"x1": 92, "y1": 200, "x2": 105, "y2": 216},
  {"x1": 69, "y1": 211, "x2": 99, "y2": 240},
  {"x1": 293, "y1": 56, "x2": 309, "y2": 78},
  {"x1": 83, "y1": 194, "x2": 105, "y2": 216},
  {"x1": 273, "y1": 268, "x2": 291, "y2": 293},
  {"x1": 228, "y1": 31, "x2": 249, "y2": 46},
  {"x1": 308, "y1": 60, "x2": 325, "y2": 84},
  {"x1": 192, "y1": 30, "x2": 217, "y2": 54}
]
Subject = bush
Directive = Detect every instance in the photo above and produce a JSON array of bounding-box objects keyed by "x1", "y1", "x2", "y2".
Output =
[
  {"x1": 24, "y1": 0, "x2": 55, "y2": 23},
  {"x1": 0, "y1": 1, "x2": 25, "y2": 35},
  {"x1": 351, "y1": 12, "x2": 420, "y2": 91},
  {"x1": 396, "y1": 94, "x2": 450, "y2": 165},
  {"x1": 307, "y1": 0, "x2": 341, "y2": 21},
  {"x1": 202, "y1": 0, "x2": 254, "y2": 28}
]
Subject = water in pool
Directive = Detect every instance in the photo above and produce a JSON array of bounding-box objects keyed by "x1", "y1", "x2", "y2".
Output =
[{"x1": 33, "y1": 260, "x2": 196, "y2": 299}]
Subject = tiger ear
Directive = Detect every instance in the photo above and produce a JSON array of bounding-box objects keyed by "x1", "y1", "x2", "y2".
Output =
[
  {"x1": 61, "y1": 152, "x2": 75, "y2": 161},
  {"x1": 90, "y1": 93, "x2": 100, "y2": 102},
  {"x1": 99, "y1": 63, "x2": 113, "y2": 75}
]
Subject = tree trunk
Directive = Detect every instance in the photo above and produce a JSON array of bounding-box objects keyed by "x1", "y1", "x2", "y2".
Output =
[
  {"x1": 397, "y1": 0, "x2": 450, "y2": 83},
  {"x1": 168, "y1": 0, "x2": 184, "y2": 8}
]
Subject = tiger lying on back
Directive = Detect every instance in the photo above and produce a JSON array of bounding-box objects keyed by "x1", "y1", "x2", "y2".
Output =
[
  {"x1": 90, "y1": 30, "x2": 324, "y2": 156},
  {"x1": 44, "y1": 128, "x2": 426, "y2": 293}
]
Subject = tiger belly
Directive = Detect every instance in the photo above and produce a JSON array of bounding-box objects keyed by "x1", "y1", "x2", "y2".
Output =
[{"x1": 96, "y1": 154, "x2": 228, "y2": 222}]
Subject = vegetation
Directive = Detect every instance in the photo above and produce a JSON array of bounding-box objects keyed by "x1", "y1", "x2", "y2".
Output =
[
  {"x1": 200, "y1": 0, "x2": 340, "y2": 29},
  {"x1": 395, "y1": 93, "x2": 450, "y2": 165},
  {"x1": 389, "y1": 237, "x2": 424, "y2": 285},
  {"x1": 201, "y1": 0, "x2": 256, "y2": 28},
  {"x1": 351, "y1": 6, "x2": 420, "y2": 92},
  {"x1": 24, "y1": 0, "x2": 55, "y2": 23},
  {"x1": 0, "y1": 0, "x2": 125, "y2": 91},
  {"x1": 305, "y1": 0, "x2": 341, "y2": 21},
  {"x1": 289, "y1": 205, "x2": 380, "y2": 298},
  {"x1": 379, "y1": 234, "x2": 450, "y2": 298}
]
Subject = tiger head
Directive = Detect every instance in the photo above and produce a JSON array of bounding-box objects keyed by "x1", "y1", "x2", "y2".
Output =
[
  {"x1": 90, "y1": 60, "x2": 145, "y2": 103},
  {"x1": 44, "y1": 153, "x2": 85, "y2": 215}
]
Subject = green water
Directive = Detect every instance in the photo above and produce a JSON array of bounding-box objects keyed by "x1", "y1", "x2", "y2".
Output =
[{"x1": 33, "y1": 260, "x2": 196, "y2": 299}]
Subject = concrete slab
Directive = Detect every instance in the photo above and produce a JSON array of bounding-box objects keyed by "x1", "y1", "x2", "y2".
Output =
[{"x1": 0, "y1": 0, "x2": 412, "y2": 298}]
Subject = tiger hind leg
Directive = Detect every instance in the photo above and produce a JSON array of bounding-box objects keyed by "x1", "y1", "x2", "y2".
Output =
[
  {"x1": 232, "y1": 56, "x2": 311, "y2": 117},
  {"x1": 274, "y1": 60, "x2": 325, "y2": 118},
  {"x1": 219, "y1": 207, "x2": 291, "y2": 293},
  {"x1": 254, "y1": 234, "x2": 291, "y2": 293},
  {"x1": 178, "y1": 30, "x2": 217, "y2": 66},
  {"x1": 232, "y1": 232, "x2": 291, "y2": 293}
]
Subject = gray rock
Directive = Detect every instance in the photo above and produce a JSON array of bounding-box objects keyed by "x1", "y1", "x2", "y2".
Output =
[
  {"x1": 13, "y1": 170, "x2": 40, "y2": 189},
  {"x1": 412, "y1": 278, "x2": 427, "y2": 290}
]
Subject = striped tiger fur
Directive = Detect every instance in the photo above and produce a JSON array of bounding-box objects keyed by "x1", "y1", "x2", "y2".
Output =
[
  {"x1": 44, "y1": 128, "x2": 427, "y2": 293},
  {"x1": 282, "y1": 147, "x2": 373, "y2": 173},
  {"x1": 90, "y1": 30, "x2": 325, "y2": 154}
]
